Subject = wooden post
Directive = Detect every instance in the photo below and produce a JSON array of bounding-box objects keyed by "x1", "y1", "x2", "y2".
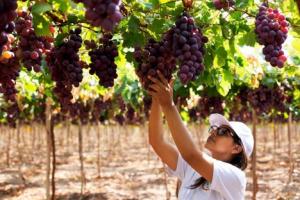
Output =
[
  {"x1": 252, "y1": 110, "x2": 258, "y2": 200},
  {"x1": 272, "y1": 120, "x2": 276, "y2": 163},
  {"x1": 96, "y1": 120, "x2": 101, "y2": 177},
  {"x1": 66, "y1": 120, "x2": 71, "y2": 153},
  {"x1": 86, "y1": 122, "x2": 91, "y2": 151},
  {"x1": 6, "y1": 127, "x2": 11, "y2": 167},
  {"x1": 287, "y1": 112, "x2": 293, "y2": 183},
  {"x1": 50, "y1": 117, "x2": 56, "y2": 200},
  {"x1": 17, "y1": 121, "x2": 25, "y2": 185},
  {"x1": 45, "y1": 98, "x2": 52, "y2": 200},
  {"x1": 78, "y1": 120, "x2": 86, "y2": 195}
]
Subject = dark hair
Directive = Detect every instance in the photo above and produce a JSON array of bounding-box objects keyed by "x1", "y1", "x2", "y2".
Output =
[{"x1": 189, "y1": 133, "x2": 248, "y2": 190}]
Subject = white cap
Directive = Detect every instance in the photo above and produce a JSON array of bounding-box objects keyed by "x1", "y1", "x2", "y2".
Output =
[{"x1": 209, "y1": 113, "x2": 254, "y2": 158}]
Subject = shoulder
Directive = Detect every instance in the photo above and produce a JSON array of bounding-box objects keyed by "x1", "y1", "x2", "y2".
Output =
[{"x1": 212, "y1": 159, "x2": 246, "y2": 187}]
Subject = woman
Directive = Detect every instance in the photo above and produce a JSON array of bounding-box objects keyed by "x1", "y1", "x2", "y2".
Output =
[{"x1": 148, "y1": 71, "x2": 254, "y2": 200}]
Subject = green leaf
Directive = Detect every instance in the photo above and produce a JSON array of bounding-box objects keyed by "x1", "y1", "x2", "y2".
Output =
[
  {"x1": 213, "y1": 46, "x2": 227, "y2": 67},
  {"x1": 67, "y1": 14, "x2": 79, "y2": 23},
  {"x1": 262, "y1": 77, "x2": 277, "y2": 88},
  {"x1": 229, "y1": 38, "x2": 236, "y2": 55},
  {"x1": 148, "y1": 18, "x2": 165, "y2": 35},
  {"x1": 24, "y1": 82, "x2": 38, "y2": 94},
  {"x1": 123, "y1": 31, "x2": 145, "y2": 47},
  {"x1": 149, "y1": 0, "x2": 160, "y2": 8},
  {"x1": 159, "y1": 0, "x2": 174, "y2": 4},
  {"x1": 31, "y1": 3, "x2": 52, "y2": 14},
  {"x1": 54, "y1": 33, "x2": 68, "y2": 46},
  {"x1": 292, "y1": 38, "x2": 300, "y2": 51},
  {"x1": 216, "y1": 68, "x2": 233, "y2": 96},
  {"x1": 128, "y1": 15, "x2": 140, "y2": 30},
  {"x1": 51, "y1": 0, "x2": 70, "y2": 12},
  {"x1": 238, "y1": 30, "x2": 256, "y2": 46},
  {"x1": 32, "y1": 15, "x2": 51, "y2": 36}
]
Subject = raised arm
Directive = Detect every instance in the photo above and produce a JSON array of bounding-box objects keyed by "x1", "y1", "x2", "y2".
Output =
[
  {"x1": 148, "y1": 72, "x2": 214, "y2": 182},
  {"x1": 149, "y1": 97, "x2": 178, "y2": 170}
]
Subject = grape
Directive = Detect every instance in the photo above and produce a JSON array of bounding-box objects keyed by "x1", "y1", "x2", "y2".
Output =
[
  {"x1": 197, "y1": 95, "x2": 225, "y2": 118},
  {"x1": 15, "y1": 11, "x2": 53, "y2": 72},
  {"x1": 213, "y1": 0, "x2": 234, "y2": 10},
  {"x1": 88, "y1": 34, "x2": 118, "y2": 88},
  {"x1": 255, "y1": 4, "x2": 289, "y2": 68},
  {"x1": 115, "y1": 114, "x2": 125, "y2": 125},
  {"x1": 143, "y1": 95, "x2": 152, "y2": 118},
  {"x1": 229, "y1": 96, "x2": 252, "y2": 122},
  {"x1": 73, "y1": 0, "x2": 123, "y2": 32},
  {"x1": 163, "y1": 12, "x2": 207, "y2": 84},
  {"x1": 113, "y1": 95, "x2": 126, "y2": 125},
  {"x1": 92, "y1": 97, "x2": 111, "y2": 117},
  {"x1": 69, "y1": 101, "x2": 91, "y2": 124},
  {"x1": 126, "y1": 104, "x2": 135, "y2": 123},
  {"x1": 188, "y1": 108, "x2": 200, "y2": 122},
  {"x1": 134, "y1": 38, "x2": 176, "y2": 89},
  {"x1": 46, "y1": 28, "x2": 83, "y2": 112},
  {"x1": 6, "y1": 103, "x2": 19, "y2": 128},
  {"x1": 0, "y1": 0, "x2": 17, "y2": 56},
  {"x1": 238, "y1": 84, "x2": 288, "y2": 115},
  {"x1": 270, "y1": 85, "x2": 288, "y2": 112},
  {"x1": 186, "y1": 94, "x2": 224, "y2": 121},
  {"x1": 0, "y1": 48, "x2": 20, "y2": 102}
]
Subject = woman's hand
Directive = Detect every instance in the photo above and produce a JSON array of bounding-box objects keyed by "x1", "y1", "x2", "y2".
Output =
[{"x1": 147, "y1": 70, "x2": 175, "y2": 109}]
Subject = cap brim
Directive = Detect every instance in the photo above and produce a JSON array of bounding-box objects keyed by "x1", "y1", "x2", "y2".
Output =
[{"x1": 209, "y1": 113, "x2": 231, "y2": 128}]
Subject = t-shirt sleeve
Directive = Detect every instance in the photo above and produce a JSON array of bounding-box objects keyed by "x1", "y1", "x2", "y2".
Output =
[
  {"x1": 210, "y1": 159, "x2": 246, "y2": 200},
  {"x1": 165, "y1": 154, "x2": 188, "y2": 180}
]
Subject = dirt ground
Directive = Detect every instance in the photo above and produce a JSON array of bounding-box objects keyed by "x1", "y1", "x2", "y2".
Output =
[{"x1": 0, "y1": 122, "x2": 299, "y2": 200}]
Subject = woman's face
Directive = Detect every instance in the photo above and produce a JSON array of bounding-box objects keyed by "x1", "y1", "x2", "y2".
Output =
[{"x1": 204, "y1": 125, "x2": 242, "y2": 161}]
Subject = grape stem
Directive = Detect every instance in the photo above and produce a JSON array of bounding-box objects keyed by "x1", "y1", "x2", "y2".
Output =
[
  {"x1": 52, "y1": 20, "x2": 100, "y2": 34},
  {"x1": 231, "y1": 7, "x2": 256, "y2": 18}
]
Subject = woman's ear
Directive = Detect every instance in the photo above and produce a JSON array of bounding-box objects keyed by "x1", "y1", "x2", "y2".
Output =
[{"x1": 232, "y1": 144, "x2": 243, "y2": 154}]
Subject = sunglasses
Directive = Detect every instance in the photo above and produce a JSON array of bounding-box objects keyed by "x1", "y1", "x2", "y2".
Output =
[
  {"x1": 209, "y1": 125, "x2": 242, "y2": 144},
  {"x1": 208, "y1": 125, "x2": 235, "y2": 137}
]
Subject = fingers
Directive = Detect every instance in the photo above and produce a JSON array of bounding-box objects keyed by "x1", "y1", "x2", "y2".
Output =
[
  {"x1": 148, "y1": 75, "x2": 165, "y2": 89},
  {"x1": 169, "y1": 77, "x2": 175, "y2": 88},
  {"x1": 157, "y1": 71, "x2": 168, "y2": 86},
  {"x1": 147, "y1": 90, "x2": 157, "y2": 97},
  {"x1": 149, "y1": 84, "x2": 160, "y2": 92}
]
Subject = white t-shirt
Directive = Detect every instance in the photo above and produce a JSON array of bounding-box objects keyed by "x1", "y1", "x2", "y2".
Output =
[{"x1": 166, "y1": 154, "x2": 246, "y2": 200}]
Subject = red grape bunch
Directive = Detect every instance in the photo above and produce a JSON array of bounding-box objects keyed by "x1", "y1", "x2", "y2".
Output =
[
  {"x1": 197, "y1": 95, "x2": 225, "y2": 118},
  {"x1": 0, "y1": 48, "x2": 20, "y2": 102},
  {"x1": 164, "y1": 12, "x2": 208, "y2": 84},
  {"x1": 0, "y1": 34, "x2": 15, "y2": 62},
  {"x1": 142, "y1": 95, "x2": 152, "y2": 118},
  {"x1": 114, "y1": 95, "x2": 126, "y2": 125},
  {"x1": 239, "y1": 85, "x2": 288, "y2": 115},
  {"x1": 73, "y1": 0, "x2": 123, "y2": 32},
  {"x1": 87, "y1": 34, "x2": 118, "y2": 87},
  {"x1": 229, "y1": 95, "x2": 252, "y2": 122},
  {"x1": 6, "y1": 103, "x2": 20, "y2": 128},
  {"x1": 186, "y1": 94, "x2": 224, "y2": 121},
  {"x1": 270, "y1": 85, "x2": 288, "y2": 112},
  {"x1": 15, "y1": 11, "x2": 53, "y2": 72},
  {"x1": 46, "y1": 28, "x2": 83, "y2": 112},
  {"x1": 92, "y1": 97, "x2": 111, "y2": 121},
  {"x1": 0, "y1": 0, "x2": 17, "y2": 58},
  {"x1": 69, "y1": 101, "x2": 91, "y2": 123},
  {"x1": 240, "y1": 86, "x2": 272, "y2": 115},
  {"x1": 213, "y1": 0, "x2": 235, "y2": 10},
  {"x1": 134, "y1": 38, "x2": 176, "y2": 89},
  {"x1": 255, "y1": 4, "x2": 288, "y2": 68}
]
